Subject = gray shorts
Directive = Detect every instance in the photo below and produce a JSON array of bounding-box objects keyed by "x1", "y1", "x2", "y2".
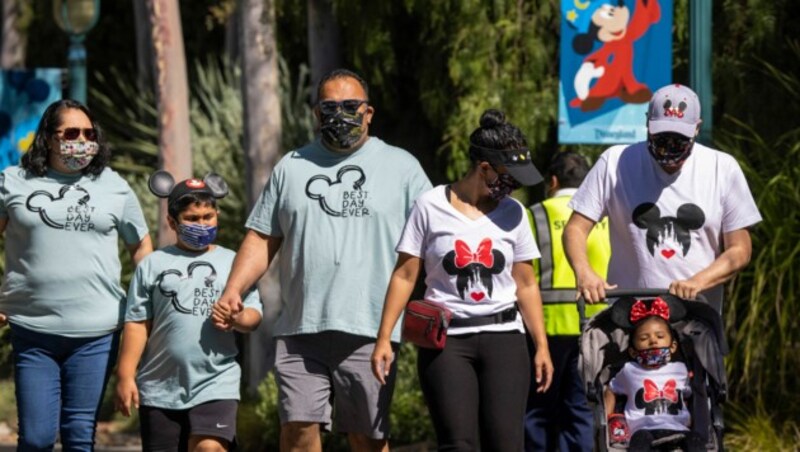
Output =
[{"x1": 274, "y1": 331, "x2": 398, "y2": 439}]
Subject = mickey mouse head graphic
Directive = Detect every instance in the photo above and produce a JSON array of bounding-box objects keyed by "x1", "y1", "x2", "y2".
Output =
[
  {"x1": 155, "y1": 261, "x2": 217, "y2": 314},
  {"x1": 305, "y1": 165, "x2": 366, "y2": 217},
  {"x1": 25, "y1": 184, "x2": 91, "y2": 229},
  {"x1": 442, "y1": 238, "x2": 505, "y2": 302},
  {"x1": 632, "y1": 202, "x2": 705, "y2": 259},
  {"x1": 662, "y1": 98, "x2": 687, "y2": 119}
]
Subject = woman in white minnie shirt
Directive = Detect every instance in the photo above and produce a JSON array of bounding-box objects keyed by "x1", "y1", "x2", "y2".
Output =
[{"x1": 371, "y1": 109, "x2": 554, "y2": 451}]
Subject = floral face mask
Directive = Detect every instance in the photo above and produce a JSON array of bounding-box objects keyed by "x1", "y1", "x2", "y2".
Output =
[{"x1": 59, "y1": 140, "x2": 99, "y2": 171}]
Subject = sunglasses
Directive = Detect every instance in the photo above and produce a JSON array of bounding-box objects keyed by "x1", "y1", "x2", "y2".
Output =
[
  {"x1": 57, "y1": 127, "x2": 98, "y2": 142},
  {"x1": 318, "y1": 99, "x2": 368, "y2": 115}
]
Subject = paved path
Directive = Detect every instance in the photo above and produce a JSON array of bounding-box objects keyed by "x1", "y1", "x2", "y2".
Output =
[{"x1": 0, "y1": 446, "x2": 141, "y2": 452}]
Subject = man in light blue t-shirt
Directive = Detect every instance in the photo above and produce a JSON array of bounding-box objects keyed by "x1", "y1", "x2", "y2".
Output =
[{"x1": 215, "y1": 69, "x2": 431, "y2": 450}]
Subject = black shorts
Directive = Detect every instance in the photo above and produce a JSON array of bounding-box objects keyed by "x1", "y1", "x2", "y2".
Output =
[{"x1": 140, "y1": 399, "x2": 238, "y2": 452}]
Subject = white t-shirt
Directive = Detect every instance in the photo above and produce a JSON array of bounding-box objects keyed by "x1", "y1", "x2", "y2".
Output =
[
  {"x1": 609, "y1": 361, "x2": 691, "y2": 433},
  {"x1": 396, "y1": 185, "x2": 540, "y2": 335},
  {"x1": 569, "y1": 142, "x2": 762, "y2": 312}
]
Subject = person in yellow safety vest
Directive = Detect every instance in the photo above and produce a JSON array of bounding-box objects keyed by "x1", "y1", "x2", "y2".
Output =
[{"x1": 524, "y1": 150, "x2": 611, "y2": 452}]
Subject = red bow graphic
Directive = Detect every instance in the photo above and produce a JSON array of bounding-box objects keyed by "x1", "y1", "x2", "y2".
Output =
[
  {"x1": 643, "y1": 378, "x2": 678, "y2": 403},
  {"x1": 454, "y1": 238, "x2": 494, "y2": 269},
  {"x1": 630, "y1": 297, "x2": 671, "y2": 323}
]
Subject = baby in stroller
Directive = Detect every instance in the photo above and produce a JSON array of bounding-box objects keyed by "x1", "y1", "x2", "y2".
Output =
[
  {"x1": 579, "y1": 290, "x2": 727, "y2": 452},
  {"x1": 604, "y1": 296, "x2": 705, "y2": 451}
]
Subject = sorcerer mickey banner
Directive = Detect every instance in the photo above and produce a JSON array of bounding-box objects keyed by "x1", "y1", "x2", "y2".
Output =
[{"x1": 558, "y1": 0, "x2": 672, "y2": 144}]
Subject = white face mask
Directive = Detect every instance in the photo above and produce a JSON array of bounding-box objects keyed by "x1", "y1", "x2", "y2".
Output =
[{"x1": 59, "y1": 140, "x2": 99, "y2": 171}]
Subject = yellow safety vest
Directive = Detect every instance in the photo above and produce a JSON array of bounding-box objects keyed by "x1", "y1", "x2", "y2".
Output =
[{"x1": 528, "y1": 193, "x2": 611, "y2": 336}]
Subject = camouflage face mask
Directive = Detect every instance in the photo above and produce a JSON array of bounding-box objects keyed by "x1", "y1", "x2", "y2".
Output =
[{"x1": 320, "y1": 109, "x2": 365, "y2": 150}]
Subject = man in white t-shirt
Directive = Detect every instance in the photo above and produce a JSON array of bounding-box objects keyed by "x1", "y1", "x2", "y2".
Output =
[{"x1": 564, "y1": 84, "x2": 762, "y2": 312}]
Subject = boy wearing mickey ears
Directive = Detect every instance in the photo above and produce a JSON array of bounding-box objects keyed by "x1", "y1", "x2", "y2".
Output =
[
  {"x1": 603, "y1": 296, "x2": 704, "y2": 451},
  {"x1": 115, "y1": 171, "x2": 262, "y2": 452}
]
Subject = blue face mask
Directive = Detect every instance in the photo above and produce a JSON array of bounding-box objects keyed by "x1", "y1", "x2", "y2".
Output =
[{"x1": 177, "y1": 223, "x2": 217, "y2": 250}]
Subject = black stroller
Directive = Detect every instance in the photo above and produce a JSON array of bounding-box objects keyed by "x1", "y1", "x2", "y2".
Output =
[{"x1": 578, "y1": 289, "x2": 727, "y2": 451}]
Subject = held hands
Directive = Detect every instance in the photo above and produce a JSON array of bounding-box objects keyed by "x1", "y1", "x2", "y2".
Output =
[
  {"x1": 575, "y1": 268, "x2": 617, "y2": 304},
  {"x1": 533, "y1": 347, "x2": 554, "y2": 393},
  {"x1": 114, "y1": 377, "x2": 139, "y2": 417},
  {"x1": 0, "y1": 312, "x2": 7, "y2": 328},
  {"x1": 370, "y1": 339, "x2": 395, "y2": 385},
  {"x1": 212, "y1": 291, "x2": 244, "y2": 331}
]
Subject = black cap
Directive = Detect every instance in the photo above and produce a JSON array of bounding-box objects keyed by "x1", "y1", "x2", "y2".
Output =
[
  {"x1": 149, "y1": 170, "x2": 229, "y2": 209},
  {"x1": 469, "y1": 143, "x2": 544, "y2": 186}
]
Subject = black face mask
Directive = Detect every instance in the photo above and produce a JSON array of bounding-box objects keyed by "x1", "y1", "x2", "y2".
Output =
[
  {"x1": 647, "y1": 132, "x2": 695, "y2": 167},
  {"x1": 486, "y1": 171, "x2": 521, "y2": 200},
  {"x1": 320, "y1": 110, "x2": 365, "y2": 149}
]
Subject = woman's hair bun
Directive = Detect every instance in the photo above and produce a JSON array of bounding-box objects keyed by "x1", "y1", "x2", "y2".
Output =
[{"x1": 479, "y1": 109, "x2": 506, "y2": 129}]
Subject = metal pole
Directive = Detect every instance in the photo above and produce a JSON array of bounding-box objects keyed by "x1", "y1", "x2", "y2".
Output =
[
  {"x1": 690, "y1": 0, "x2": 713, "y2": 144},
  {"x1": 67, "y1": 34, "x2": 87, "y2": 103}
]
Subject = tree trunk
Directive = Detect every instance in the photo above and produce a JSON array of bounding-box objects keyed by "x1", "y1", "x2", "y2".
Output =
[
  {"x1": 241, "y1": 1, "x2": 281, "y2": 208},
  {"x1": 239, "y1": 0, "x2": 283, "y2": 391},
  {"x1": 224, "y1": 7, "x2": 240, "y2": 64},
  {"x1": 133, "y1": 0, "x2": 154, "y2": 94},
  {"x1": 146, "y1": 0, "x2": 193, "y2": 247},
  {"x1": 307, "y1": 0, "x2": 341, "y2": 103},
  {"x1": 1, "y1": 0, "x2": 26, "y2": 68}
]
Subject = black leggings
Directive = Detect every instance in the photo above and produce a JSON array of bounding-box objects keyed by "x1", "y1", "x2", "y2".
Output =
[{"x1": 417, "y1": 331, "x2": 530, "y2": 452}]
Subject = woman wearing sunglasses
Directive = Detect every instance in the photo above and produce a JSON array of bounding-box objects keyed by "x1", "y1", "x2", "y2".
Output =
[
  {"x1": 371, "y1": 109, "x2": 554, "y2": 451},
  {"x1": 0, "y1": 99, "x2": 152, "y2": 451}
]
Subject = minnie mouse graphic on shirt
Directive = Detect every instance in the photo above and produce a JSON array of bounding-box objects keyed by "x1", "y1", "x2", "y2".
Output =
[
  {"x1": 442, "y1": 238, "x2": 505, "y2": 302},
  {"x1": 634, "y1": 378, "x2": 685, "y2": 415}
]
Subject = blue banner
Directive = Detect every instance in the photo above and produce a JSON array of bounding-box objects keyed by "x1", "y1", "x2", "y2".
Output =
[
  {"x1": 559, "y1": 0, "x2": 672, "y2": 144},
  {"x1": 0, "y1": 69, "x2": 63, "y2": 170}
]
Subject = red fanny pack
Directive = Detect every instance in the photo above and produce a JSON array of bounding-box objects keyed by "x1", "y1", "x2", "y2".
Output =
[{"x1": 402, "y1": 299, "x2": 452, "y2": 350}]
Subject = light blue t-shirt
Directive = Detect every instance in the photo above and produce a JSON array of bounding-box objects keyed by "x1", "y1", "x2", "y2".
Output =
[
  {"x1": 246, "y1": 137, "x2": 431, "y2": 341},
  {"x1": 126, "y1": 245, "x2": 262, "y2": 409},
  {"x1": 0, "y1": 166, "x2": 149, "y2": 337}
]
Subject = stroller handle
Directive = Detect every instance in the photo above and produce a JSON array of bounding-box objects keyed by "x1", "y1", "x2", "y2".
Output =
[{"x1": 577, "y1": 288, "x2": 709, "y2": 330}]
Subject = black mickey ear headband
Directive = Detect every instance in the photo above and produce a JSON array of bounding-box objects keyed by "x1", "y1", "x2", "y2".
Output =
[
  {"x1": 610, "y1": 294, "x2": 687, "y2": 330},
  {"x1": 148, "y1": 170, "x2": 229, "y2": 207}
]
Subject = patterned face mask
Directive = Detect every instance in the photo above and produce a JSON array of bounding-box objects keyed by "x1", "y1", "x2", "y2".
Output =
[
  {"x1": 633, "y1": 346, "x2": 672, "y2": 369},
  {"x1": 319, "y1": 109, "x2": 365, "y2": 149},
  {"x1": 647, "y1": 132, "x2": 694, "y2": 167},
  {"x1": 58, "y1": 140, "x2": 99, "y2": 171},
  {"x1": 486, "y1": 171, "x2": 521, "y2": 201},
  {"x1": 177, "y1": 223, "x2": 218, "y2": 250}
]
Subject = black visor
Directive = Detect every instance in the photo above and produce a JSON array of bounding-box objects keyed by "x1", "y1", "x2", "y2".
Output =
[{"x1": 469, "y1": 143, "x2": 544, "y2": 186}]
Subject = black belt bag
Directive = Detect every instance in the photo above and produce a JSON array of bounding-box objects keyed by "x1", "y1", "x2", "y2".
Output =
[{"x1": 449, "y1": 305, "x2": 518, "y2": 328}]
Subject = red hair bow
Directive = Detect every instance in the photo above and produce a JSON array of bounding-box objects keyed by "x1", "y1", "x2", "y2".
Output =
[
  {"x1": 630, "y1": 297, "x2": 670, "y2": 323},
  {"x1": 643, "y1": 378, "x2": 678, "y2": 403},
  {"x1": 454, "y1": 238, "x2": 494, "y2": 269}
]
